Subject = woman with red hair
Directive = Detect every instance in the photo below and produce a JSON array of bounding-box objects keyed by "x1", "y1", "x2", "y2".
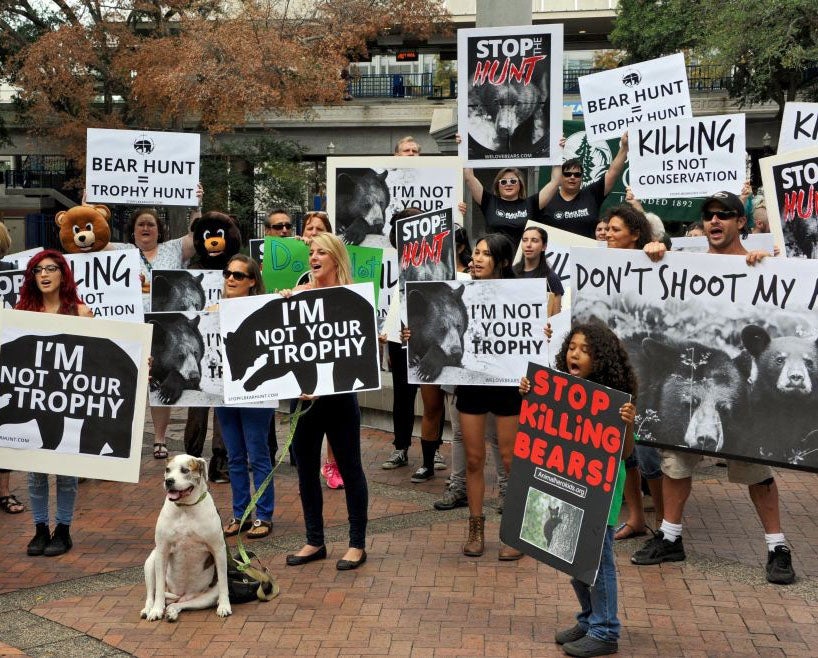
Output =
[{"x1": 17, "y1": 249, "x2": 93, "y2": 557}]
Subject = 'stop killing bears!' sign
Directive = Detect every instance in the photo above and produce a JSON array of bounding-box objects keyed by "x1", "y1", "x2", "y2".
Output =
[{"x1": 85, "y1": 128, "x2": 200, "y2": 206}]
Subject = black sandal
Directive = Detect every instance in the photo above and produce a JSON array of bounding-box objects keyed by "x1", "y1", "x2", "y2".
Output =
[
  {"x1": 153, "y1": 443, "x2": 168, "y2": 459},
  {"x1": 0, "y1": 494, "x2": 24, "y2": 514}
]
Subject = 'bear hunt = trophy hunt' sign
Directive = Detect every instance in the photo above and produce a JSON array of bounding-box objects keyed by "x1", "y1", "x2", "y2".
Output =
[{"x1": 500, "y1": 362, "x2": 630, "y2": 586}]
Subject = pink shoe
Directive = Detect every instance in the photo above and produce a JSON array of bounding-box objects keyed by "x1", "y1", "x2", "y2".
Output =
[{"x1": 323, "y1": 461, "x2": 344, "y2": 489}]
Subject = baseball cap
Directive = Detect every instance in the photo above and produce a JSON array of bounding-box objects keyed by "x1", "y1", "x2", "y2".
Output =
[{"x1": 701, "y1": 191, "x2": 744, "y2": 217}]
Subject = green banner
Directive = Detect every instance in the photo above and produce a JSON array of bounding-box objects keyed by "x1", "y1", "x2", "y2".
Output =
[
  {"x1": 540, "y1": 120, "x2": 705, "y2": 228},
  {"x1": 261, "y1": 237, "x2": 310, "y2": 292}
]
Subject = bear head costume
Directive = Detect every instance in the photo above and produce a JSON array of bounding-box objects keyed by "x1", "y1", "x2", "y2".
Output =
[
  {"x1": 190, "y1": 211, "x2": 242, "y2": 270},
  {"x1": 55, "y1": 204, "x2": 112, "y2": 253}
]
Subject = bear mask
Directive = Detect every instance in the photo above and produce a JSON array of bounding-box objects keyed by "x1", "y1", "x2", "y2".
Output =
[
  {"x1": 55, "y1": 204, "x2": 112, "y2": 254},
  {"x1": 191, "y1": 211, "x2": 242, "y2": 270}
]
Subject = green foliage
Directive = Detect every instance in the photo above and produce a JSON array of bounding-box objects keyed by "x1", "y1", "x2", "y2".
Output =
[{"x1": 610, "y1": 0, "x2": 818, "y2": 115}]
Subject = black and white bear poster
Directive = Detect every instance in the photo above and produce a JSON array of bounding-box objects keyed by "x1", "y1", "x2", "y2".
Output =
[
  {"x1": 326, "y1": 156, "x2": 462, "y2": 248},
  {"x1": 396, "y1": 208, "x2": 455, "y2": 322},
  {"x1": 571, "y1": 246, "x2": 818, "y2": 471},
  {"x1": 457, "y1": 24, "x2": 563, "y2": 168},
  {"x1": 0, "y1": 309, "x2": 151, "y2": 483},
  {"x1": 65, "y1": 250, "x2": 144, "y2": 322},
  {"x1": 220, "y1": 283, "x2": 381, "y2": 404},
  {"x1": 150, "y1": 269, "x2": 222, "y2": 311},
  {"x1": 0, "y1": 270, "x2": 23, "y2": 309},
  {"x1": 501, "y1": 362, "x2": 630, "y2": 586},
  {"x1": 760, "y1": 145, "x2": 818, "y2": 259},
  {"x1": 405, "y1": 279, "x2": 549, "y2": 385}
]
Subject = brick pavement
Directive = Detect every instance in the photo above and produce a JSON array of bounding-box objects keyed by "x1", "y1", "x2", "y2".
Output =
[{"x1": 0, "y1": 408, "x2": 817, "y2": 656}]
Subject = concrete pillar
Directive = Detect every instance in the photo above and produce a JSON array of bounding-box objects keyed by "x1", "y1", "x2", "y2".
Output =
[{"x1": 476, "y1": 0, "x2": 531, "y2": 28}]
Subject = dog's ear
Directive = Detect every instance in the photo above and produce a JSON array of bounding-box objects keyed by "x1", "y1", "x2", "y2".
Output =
[{"x1": 187, "y1": 456, "x2": 208, "y2": 481}]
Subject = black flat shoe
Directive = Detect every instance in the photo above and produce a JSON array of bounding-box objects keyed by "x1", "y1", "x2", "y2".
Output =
[
  {"x1": 336, "y1": 550, "x2": 367, "y2": 571},
  {"x1": 285, "y1": 545, "x2": 327, "y2": 566}
]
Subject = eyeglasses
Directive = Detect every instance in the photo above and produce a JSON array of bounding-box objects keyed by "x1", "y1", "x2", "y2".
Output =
[
  {"x1": 222, "y1": 269, "x2": 252, "y2": 281},
  {"x1": 498, "y1": 178, "x2": 519, "y2": 186},
  {"x1": 563, "y1": 171, "x2": 582, "y2": 179},
  {"x1": 701, "y1": 209, "x2": 739, "y2": 221},
  {"x1": 266, "y1": 222, "x2": 292, "y2": 231},
  {"x1": 32, "y1": 265, "x2": 60, "y2": 275}
]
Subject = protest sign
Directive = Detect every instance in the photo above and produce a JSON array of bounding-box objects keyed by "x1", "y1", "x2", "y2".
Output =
[
  {"x1": 571, "y1": 246, "x2": 818, "y2": 472},
  {"x1": 0, "y1": 270, "x2": 23, "y2": 309},
  {"x1": 378, "y1": 248, "x2": 399, "y2": 331},
  {"x1": 629, "y1": 114, "x2": 746, "y2": 199},
  {"x1": 670, "y1": 233, "x2": 775, "y2": 254},
  {"x1": 249, "y1": 239, "x2": 263, "y2": 264},
  {"x1": 778, "y1": 103, "x2": 818, "y2": 154},
  {"x1": 579, "y1": 53, "x2": 691, "y2": 143},
  {"x1": 347, "y1": 245, "x2": 384, "y2": 307},
  {"x1": 405, "y1": 279, "x2": 548, "y2": 386},
  {"x1": 86, "y1": 128, "x2": 200, "y2": 206},
  {"x1": 500, "y1": 362, "x2": 629, "y2": 585},
  {"x1": 327, "y1": 156, "x2": 462, "y2": 249},
  {"x1": 150, "y1": 269, "x2": 222, "y2": 311},
  {"x1": 66, "y1": 250, "x2": 144, "y2": 322},
  {"x1": 396, "y1": 208, "x2": 455, "y2": 321},
  {"x1": 760, "y1": 145, "x2": 818, "y2": 259},
  {"x1": 7, "y1": 247, "x2": 42, "y2": 270},
  {"x1": 220, "y1": 284, "x2": 381, "y2": 403},
  {"x1": 457, "y1": 24, "x2": 563, "y2": 167},
  {"x1": 259, "y1": 237, "x2": 310, "y2": 292},
  {"x1": 0, "y1": 309, "x2": 150, "y2": 483}
]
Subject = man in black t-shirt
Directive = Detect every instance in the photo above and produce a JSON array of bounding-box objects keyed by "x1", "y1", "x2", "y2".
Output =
[{"x1": 541, "y1": 132, "x2": 630, "y2": 239}]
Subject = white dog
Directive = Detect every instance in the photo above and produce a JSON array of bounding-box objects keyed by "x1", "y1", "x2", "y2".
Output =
[{"x1": 141, "y1": 454, "x2": 232, "y2": 622}]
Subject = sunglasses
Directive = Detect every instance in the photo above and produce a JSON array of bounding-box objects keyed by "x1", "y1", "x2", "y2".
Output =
[
  {"x1": 701, "y1": 209, "x2": 739, "y2": 221},
  {"x1": 222, "y1": 269, "x2": 252, "y2": 281},
  {"x1": 563, "y1": 171, "x2": 582, "y2": 179},
  {"x1": 32, "y1": 264, "x2": 60, "y2": 275},
  {"x1": 498, "y1": 178, "x2": 519, "y2": 186},
  {"x1": 266, "y1": 222, "x2": 292, "y2": 230}
]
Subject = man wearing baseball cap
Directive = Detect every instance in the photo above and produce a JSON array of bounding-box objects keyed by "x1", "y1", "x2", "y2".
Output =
[{"x1": 633, "y1": 191, "x2": 795, "y2": 585}]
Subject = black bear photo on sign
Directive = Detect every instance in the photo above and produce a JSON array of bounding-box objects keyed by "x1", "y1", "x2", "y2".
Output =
[
  {"x1": 150, "y1": 269, "x2": 223, "y2": 312},
  {"x1": 0, "y1": 309, "x2": 151, "y2": 483},
  {"x1": 457, "y1": 24, "x2": 563, "y2": 168},
  {"x1": 500, "y1": 361, "x2": 630, "y2": 586},
  {"x1": 219, "y1": 283, "x2": 381, "y2": 404},
  {"x1": 326, "y1": 156, "x2": 462, "y2": 249},
  {"x1": 571, "y1": 246, "x2": 818, "y2": 472}
]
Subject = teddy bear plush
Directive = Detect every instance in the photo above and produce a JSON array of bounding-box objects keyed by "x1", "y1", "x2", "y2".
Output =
[
  {"x1": 55, "y1": 204, "x2": 112, "y2": 253},
  {"x1": 190, "y1": 211, "x2": 242, "y2": 270}
]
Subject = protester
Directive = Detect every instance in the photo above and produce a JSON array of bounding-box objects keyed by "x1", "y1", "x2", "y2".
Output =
[
  {"x1": 520, "y1": 323, "x2": 637, "y2": 658},
  {"x1": 752, "y1": 202, "x2": 770, "y2": 234},
  {"x1": 464, "y1": 166, "x2": 561, "y2": 246},
  {"x1": 394, "y1": 136, "x2": 421, "y2": 156},
  {"x1": 685, "y1": 221, "x2": 704, "y2": 237},
  {"x1": 512, "y1": 225, "x2": 564, "y2": 317},
  {"x1": 283, "y1": 233, "x2": 369, "y2": 570},
  {"x1": 541, "y1": 133, "x2": 630, "y2": 239},
  {"x1": 18, "y1": 250, "x2": 93, "y2": 556},
  {"x1": 212, "y1": 254, "x2": 276, "y2": 539},
  {"x1": 264, "y1": 209, "x2": 293, "y2": 238},
  {"x1": 594, "y1": 219, "x2": 608, "y2": 241},
  {"x1": 633, "y1": 191, "x2": 795, "y2": 585},
  {"x1": 301, "y1": 211, "x2": 332, "y2": 241}
]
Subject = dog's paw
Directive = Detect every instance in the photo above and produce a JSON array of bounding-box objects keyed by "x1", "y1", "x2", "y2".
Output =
[
  {"x1": 164, "y1": 605, "x2": 180, "y2": 622},
  {"x1": 145, "y1": 606, "x2": 165, "y2": 622},
  {"x1": 216, "y1": 603, "x2": 232, "y2": 618}
]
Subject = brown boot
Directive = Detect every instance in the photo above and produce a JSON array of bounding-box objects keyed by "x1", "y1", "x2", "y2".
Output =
[
  {"x1": 498, "y1": 542, "x2": 524, "y2": 561},
  {"x1": 463, "y1": 515, "x2": 485, "y2": 557}
]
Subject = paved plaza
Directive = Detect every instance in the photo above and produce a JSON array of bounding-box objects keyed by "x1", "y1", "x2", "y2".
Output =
[{"x1": 0, "y1": 408, "x2": 817, "y2": 657}]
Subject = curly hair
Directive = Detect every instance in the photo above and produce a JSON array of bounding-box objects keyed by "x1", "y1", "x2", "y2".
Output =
[
  {"x1": 16, "y1": 249, "x2": 84, "y2": 315},
  {"x1": 603, "y1": 204, "x2": 652, "y2": 249},
  {"x1": 555, "y1": 321, "x2": 638, "y2": 398}
]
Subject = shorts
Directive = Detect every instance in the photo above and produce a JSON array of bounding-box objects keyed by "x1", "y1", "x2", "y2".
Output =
[
  {"x1": 455, "y1": 385, "x2": 521, "y2": 417},
  {"x1": 660, "y1": 450, "x2": 773, "y2": 485},
  {"x1": 624, "y1": 444, "x2": 662, "y2": 480}
]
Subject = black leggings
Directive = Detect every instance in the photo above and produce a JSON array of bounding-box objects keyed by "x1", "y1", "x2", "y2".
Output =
[
  {"x1": 293, "y1": 394, "x2": 368, "y2": 549},
  {"x1": 388, "y1": 341, "x2": 419, "y2": 450}
]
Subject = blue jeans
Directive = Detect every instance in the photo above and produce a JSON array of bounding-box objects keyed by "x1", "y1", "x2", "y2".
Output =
[
  {"x1": 571, "y1": 526, "x2": 620, "y2": 642},
  {"x1": 28, "y1": 472, "x2": 78, "y2": 526},
  {"x1": 624, "y1": 444, "x2": 662, "y2": 480},
  {"x1": 216, "y1": 407, "x2": 275, "y2": 522},
  {"x1": 293, "y1": 394, "x2": 368, "y2": 549}
]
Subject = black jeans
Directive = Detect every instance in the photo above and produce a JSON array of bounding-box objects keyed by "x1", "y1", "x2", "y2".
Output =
[
  {"x1": 388, "y1": 341, "x2": 419, "y2": 451},
  {"x1": 293, "y1": 394, "x2": 368, "y2": 549},
  {"x1": 184, "y1": 407, "x2": 225, "y2": 457}
]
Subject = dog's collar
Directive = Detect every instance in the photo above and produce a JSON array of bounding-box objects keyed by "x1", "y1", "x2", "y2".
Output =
[{"x1": 173, "y1": 490, "x2": 209, "y2": 507}]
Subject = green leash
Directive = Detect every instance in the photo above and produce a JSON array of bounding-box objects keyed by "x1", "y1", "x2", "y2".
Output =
[{"x1": 230, "y1": 400, "x2": 310, "y2": 596}]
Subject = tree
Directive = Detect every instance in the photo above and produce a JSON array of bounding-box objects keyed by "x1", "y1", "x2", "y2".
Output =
[
  {"x1": 1, "y1": 0, "x2": 449, "y2": 163},
  {"x1": 609, "y1": 0, "x2": 818, "y2": 118}
]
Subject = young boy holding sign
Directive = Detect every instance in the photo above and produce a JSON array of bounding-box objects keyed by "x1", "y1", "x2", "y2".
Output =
[{"x1": 521, "y1": 322, "x2": 637, "y2": 657}]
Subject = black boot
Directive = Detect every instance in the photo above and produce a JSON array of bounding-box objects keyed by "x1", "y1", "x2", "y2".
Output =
[
  {"x1": 208, "y1": 449, "x2": 229, "y2": 484},
  {"x1": 44, "y1": 523, "x2": 73, "y2": 557},
  {"x1": 27, "y1": 523, "x2": 50, "y2": 556}
]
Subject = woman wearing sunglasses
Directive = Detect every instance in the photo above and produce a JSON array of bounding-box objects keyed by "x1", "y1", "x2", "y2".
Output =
[
  {"x1": 464, "y1": 166, "x2": 561, "y2": 247},
  {"x1": 215, "y1": 255, "x2": 276, "y2": 539}
]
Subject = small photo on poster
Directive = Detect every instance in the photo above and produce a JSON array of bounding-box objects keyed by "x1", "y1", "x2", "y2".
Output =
[{"x1": 519, "y1": 487, "x2": 583, "y2": 564}]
